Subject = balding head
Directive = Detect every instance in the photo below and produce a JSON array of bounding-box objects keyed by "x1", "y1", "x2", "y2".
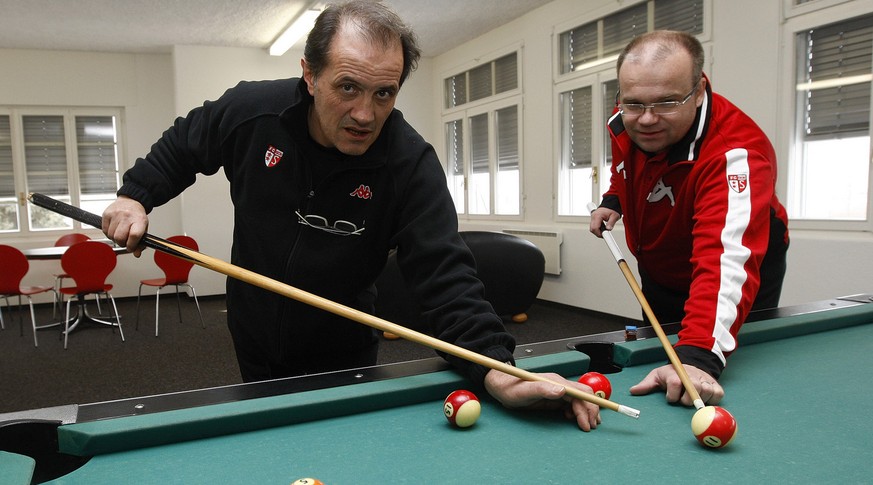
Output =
[{"x1": 617, "y1": 30, "x2": 704, "y2": 88}]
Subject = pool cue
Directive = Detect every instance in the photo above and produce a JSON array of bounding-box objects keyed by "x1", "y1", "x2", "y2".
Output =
[
  {"x1": 587, "y1": 203, "x2": 705, "y2": 410},
  {"x1": 29, "y1": 193, "x2": 640, "y2": 419}
]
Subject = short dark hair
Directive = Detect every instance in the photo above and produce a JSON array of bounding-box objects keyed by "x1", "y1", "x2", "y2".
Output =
[
  {"x1": 617, "y1": 30, "x2": 704, "y2": 87},
  {"x1": 304, "y1": 1, "x2": 422, "y2": 86}
]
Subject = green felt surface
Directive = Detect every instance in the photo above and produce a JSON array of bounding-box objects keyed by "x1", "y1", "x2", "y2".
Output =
[
  {"x1": 0, "y1": 451, "x2": 35, "y2": 485},
  {"x1": 46, "y1": 321, "x2": 873, "y2": 484},
  {"x1": 35, "y1": 302, "x2": 873, "y2": 484}
]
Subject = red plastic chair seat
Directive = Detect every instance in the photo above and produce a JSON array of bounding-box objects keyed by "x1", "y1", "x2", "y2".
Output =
[
  {"x1": 136, "y1": 235, "x2": 204, "y2": 337},
  {"x1": 59, "y1": 241, "x2": 124, "y2": 349},
  {"x1": 0, "y1": 245, "x2": 58, "y2": 346},
  {"x1": 52, "y1": 233, "x2": 93, "y2": 313}
]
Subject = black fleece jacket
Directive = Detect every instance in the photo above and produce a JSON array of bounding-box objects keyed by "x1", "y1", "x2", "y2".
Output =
[{"x1": 118, "y1": 77, "x2": 515, "y2": 385}]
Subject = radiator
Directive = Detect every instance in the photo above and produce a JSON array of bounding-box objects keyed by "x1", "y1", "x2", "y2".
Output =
[{"x1": 502, "y1": 229, "x2": 563, "y2": 275}]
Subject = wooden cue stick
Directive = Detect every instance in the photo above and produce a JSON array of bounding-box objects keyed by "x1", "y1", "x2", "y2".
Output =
[
  {"x1": 588, "y1": 203, "x2": 705, "y2": 410},
  {"x1": 29, "y1": 193, "x2": 641, "y2": 419}
]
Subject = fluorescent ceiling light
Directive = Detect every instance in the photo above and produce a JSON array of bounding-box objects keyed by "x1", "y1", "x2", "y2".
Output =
[{"x1": 269, "y1": 8, "x2": 321, "y2": 56}]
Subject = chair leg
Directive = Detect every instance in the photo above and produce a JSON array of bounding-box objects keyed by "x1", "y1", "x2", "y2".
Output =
[
  {"x1": 136, "y1": 283, "x2": 143, "y2": 331},
  {"x1": 16, "y1": 295, "x2": 24, "y2": 337},
  {"x1": 186, "y1": 284, "x2": 205, "y2": 329},
  {"x1": 53, "y1": 276, "x2": 62, "y2": 318},
  {"x1": 154, "y1": 287, "x2": 161, "y2": 337},
  {"x1": 107, "y1": 293, "x2": 124, "y2": 342},
  {"x1": 64, "y1": 298, "x2": 73, "y2": 349},
  {"x1": 26, "y1": 296, "x2": 38, "y2": 347},
  {"x1": 175, "y1": 285, "x2": 183, "y2": 323}
]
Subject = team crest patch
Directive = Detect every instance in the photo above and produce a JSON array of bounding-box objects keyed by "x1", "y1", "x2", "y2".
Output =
[
  {"x1": 350, "y1": 184, "x2": 372, "y2": 199},
  {"x1": 728, "y1": 174, "x2": 748, "y2": 193},
  {"x1": 265, "y1": 145, "x2": 284, "y2": 167}
]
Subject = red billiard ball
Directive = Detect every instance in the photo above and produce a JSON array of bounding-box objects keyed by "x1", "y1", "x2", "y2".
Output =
[
  {"x1": 577, "y1": 371, "x2": 612, "y2": 400},
  {"x1": 691, "y1": 405, "x2": 738, "y2": 449},
  {"x1": 443, "y1": 389, "x2": 481, "y2": 428}
]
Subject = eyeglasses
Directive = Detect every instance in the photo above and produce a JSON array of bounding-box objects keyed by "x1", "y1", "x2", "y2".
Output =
[
  {"x1": 296, "y1": 211, "x2": 365, "y2": 236},
  {"x1": 617, "y1": 86, "x2": 697, "y2": 118}
]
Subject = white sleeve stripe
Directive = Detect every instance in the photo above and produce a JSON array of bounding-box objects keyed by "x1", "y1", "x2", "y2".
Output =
[
  {"x1": 686, "y1": 91, "x2": 708, "y2": 160},
  {"x1": 712, "y1": 148, "x2": 753, "y2": 365}
]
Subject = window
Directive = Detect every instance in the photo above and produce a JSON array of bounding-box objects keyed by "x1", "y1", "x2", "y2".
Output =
[
  {"x1": 555, "y1": 0, "x2": 705, "y2": 217},
  {"x1": 789, "y1": 12, "x2": 872, "y2": 223},
  {"x1": 443, "y1": 51, "x2": 521, "y2": 216},
  {"x1": 444, "y1": 53, "x2": 518, "y2": 109},
  {"x1": 558, "y1": 0, "x2": 704, "y2": 75},
  {"x1": 0, "y1": 108, "x2": 122, "y2": 235}
]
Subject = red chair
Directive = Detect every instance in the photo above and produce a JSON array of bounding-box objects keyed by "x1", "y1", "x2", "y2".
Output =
[
  {"x1": 53, "y1": 233, "x2": 91, "y2": 314},
  {"x1": 0, "y1": 245, "x2": 58, "y2": 347},
  {"x1": 59, "y1": 241, "x2": 124, "y2": 349},
  {"x1": 136, "y1": 235, "x2": 204, "y2": 337}
]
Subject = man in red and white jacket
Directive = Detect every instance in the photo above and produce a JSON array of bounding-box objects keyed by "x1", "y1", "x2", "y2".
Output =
[{"x1": 590, "y1": 31, "x2": 789, "y2": 406}]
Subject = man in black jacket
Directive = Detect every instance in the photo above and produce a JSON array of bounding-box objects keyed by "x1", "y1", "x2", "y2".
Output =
[{"x1": 103, "y1": 1, "x2": 601, "y2": 430}]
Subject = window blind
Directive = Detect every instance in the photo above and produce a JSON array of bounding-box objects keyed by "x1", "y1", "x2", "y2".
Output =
[
  {"x1": 654, "y1": 0, "x2": 704, "y2": 34},
  {"x1": 470, "y1": 113, "x2": 490, "y2": 173},
  {"x1": 603, "y1": 79, "x2": 619, "y2": 168},
  {"x1": 76, "y1": 116, "x2": 119, "y2": 194},
  {"x1": 445, "y1": 119, "x2": 465, "y2": 176},
  {"x1": 469, "y1": 64, "x2": 493, "y2": 103},
  {"x1": 23, "y1": 115, "x2": 69, "y2": 195},
  {"x1": 566, "y1": 86, "x2": 593, "y2": 168},
  {"x1": 602, "y1": 3, "x2": 648, "y2": 58},
  {"x1": 496, "y1": 106, "x2": 519, "y2": 171},
  {"x1": 558, "y1": 0, "x2": 704, "y2": 75},
  {"x1": 494, "y1": 53, "x2": 518, "y2": 94},
  {"x1": 0, "y1": 115, "x2": 13, "y2": 197},
  {"x1": 801, "y1": 13, "x2": 872, "y2": 138},
  {"x1": 560, "y1": 23, "x2": 599, "y2": 74},
  {"x1": 444, "y1": 74, "x2": 467, "y2": 109}
]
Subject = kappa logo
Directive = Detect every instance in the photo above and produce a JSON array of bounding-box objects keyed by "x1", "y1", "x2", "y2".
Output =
[
  {"x1": 350, "y1": 184, "x2": 372, "y2": 199},
  {"x1": 264, "y1": 145, "x2": 284, "y2": 168},
  {"x1": 728, "y1": 173, "x2": 748, "y2": 193},
  {"x1": 647, "y1": 178, "x2": 675, "y2": 206}
]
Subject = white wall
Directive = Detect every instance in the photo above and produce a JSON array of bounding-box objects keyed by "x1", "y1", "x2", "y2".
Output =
[
  {"x1": 4, "y1": 0, "x2": 873, "y2": 315},
  {"x1": 0, "y1": 48, "x2": 177, "y2": 299},
  {"x1": 433, "y1": 0, "x2": 873, "y2": 317}
]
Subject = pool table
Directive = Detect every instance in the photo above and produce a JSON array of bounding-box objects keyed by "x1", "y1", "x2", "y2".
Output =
[{"x1": 2, "y1": 294, "x2": 872, "y2": 484}]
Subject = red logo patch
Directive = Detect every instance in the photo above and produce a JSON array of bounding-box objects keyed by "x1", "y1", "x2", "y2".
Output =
[
  {"x1": 728, "y1": 174, "x2": 748, "y2": 193},
  {"x1": 265, "y1": 145, "x2": 284, "y2": 168},
  {"x1": 350, "y1": 184, "x2": 372, "y2": 199}
]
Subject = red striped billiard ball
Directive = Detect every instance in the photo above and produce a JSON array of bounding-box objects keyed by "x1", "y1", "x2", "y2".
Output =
[
  {"x1": 443, "y1": 389, "x2": 481, "y2": 428},
  {"x1": 691, "y1": 405, "x2": 738, "y2": 448},
  {"x1": 577, "y1": 371, "x2": 612, "y2": 400}
]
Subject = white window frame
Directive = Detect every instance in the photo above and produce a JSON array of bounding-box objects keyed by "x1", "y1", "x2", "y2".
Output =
[
  {"x1": 552, "y1": 0, "x2": 712, "y2": 221},
  {"x1": 553, "y1": 69, "x2": 615, "y2": 222},
  {"x1": 782, "y1": 0, "x2": 854, "y2": 19},
  {"x1": 440, "y1": 45, "x2": 524, "y2": 220},
  {"x1": 776, "y1": 0, "x2": 873, "y2": 232},
  {"x1": 0, "y1": 106, "x2": 124, "y2": 241}
]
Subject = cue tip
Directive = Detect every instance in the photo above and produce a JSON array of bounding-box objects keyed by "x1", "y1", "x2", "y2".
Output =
[{"x1": 618, "y1": 405, "x2": 641, "y2": 419}]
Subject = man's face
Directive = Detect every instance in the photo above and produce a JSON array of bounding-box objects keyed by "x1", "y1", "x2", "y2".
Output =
[
  {"x1": 617, "y1": 51, "x2": 703, "y2": 154},
  {"x1": 303, "y1": 28, "x2": 404, "y2": 156}
]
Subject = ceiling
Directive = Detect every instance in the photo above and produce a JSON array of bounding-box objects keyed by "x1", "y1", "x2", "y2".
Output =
[{"x1": 0, "y1": 0, "x2": 553, "y2": 57}]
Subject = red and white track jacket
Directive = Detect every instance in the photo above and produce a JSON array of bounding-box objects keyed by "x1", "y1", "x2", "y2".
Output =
[{"x1": 602, "y1": 78, "x2": 789, "y2": 374}]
